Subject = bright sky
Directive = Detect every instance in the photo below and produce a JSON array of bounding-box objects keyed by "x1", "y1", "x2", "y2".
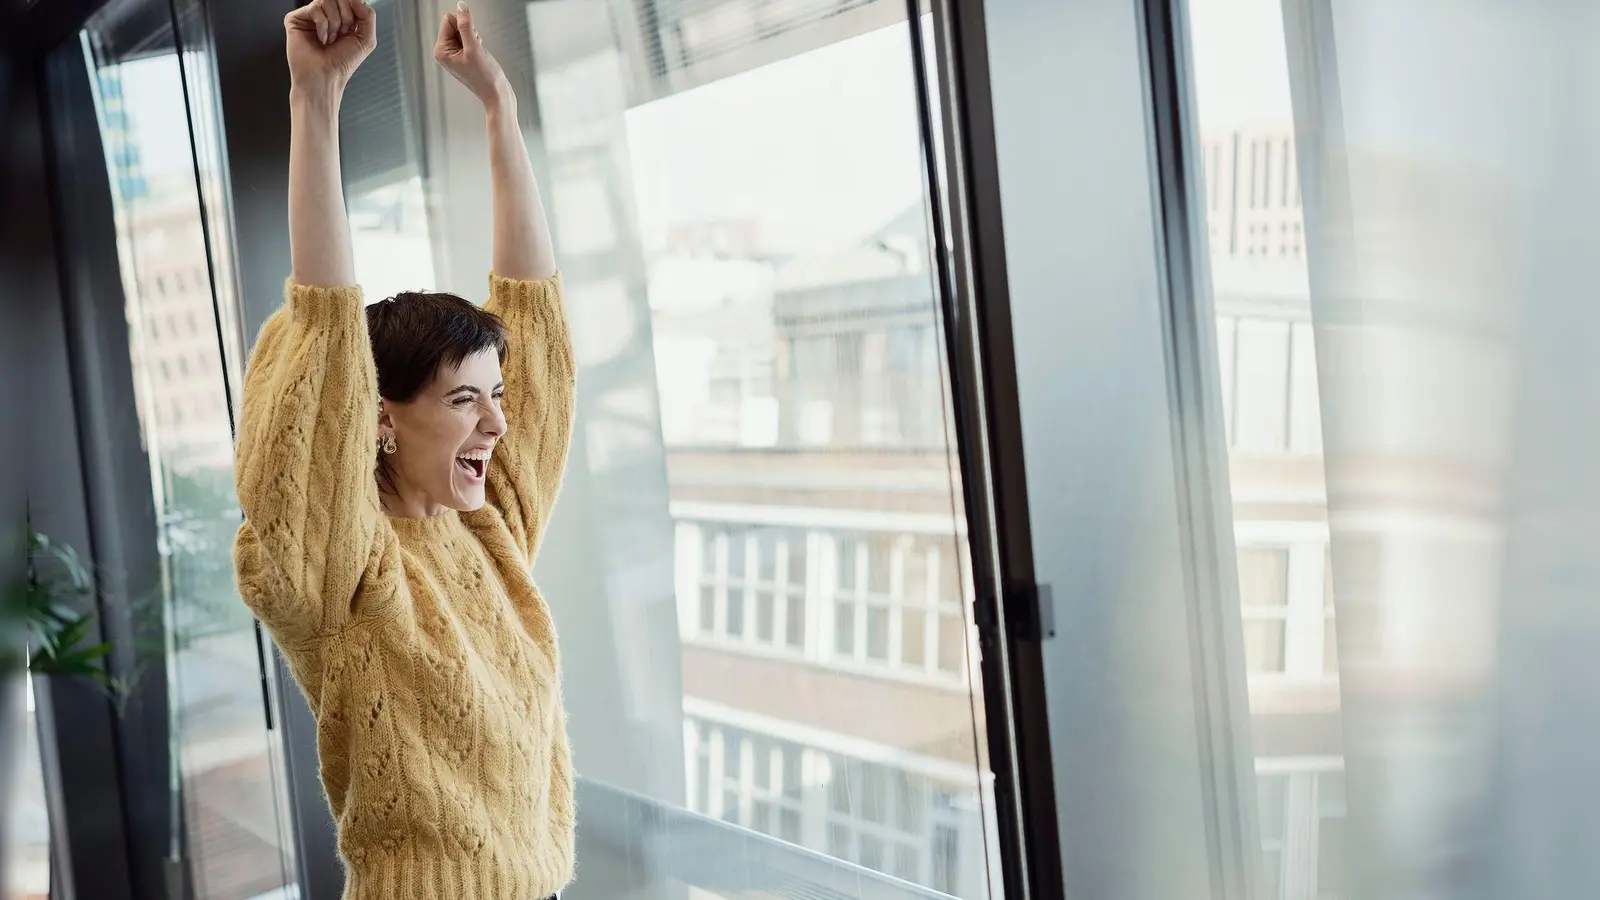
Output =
[
  {"x1": 624, "y1": 24, "x2": 930, "y2": 256},
  {"x1": 1188, "y1": 0, "x2": 1296, "y2": 129},
  {"x1": 108, "y1": 53, "x2": 195, "y2": 177}
]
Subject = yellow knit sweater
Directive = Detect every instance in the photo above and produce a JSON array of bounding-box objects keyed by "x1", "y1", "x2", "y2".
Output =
[{"x1": 233, "y1": 273, "x2": 575, "y2": 899}]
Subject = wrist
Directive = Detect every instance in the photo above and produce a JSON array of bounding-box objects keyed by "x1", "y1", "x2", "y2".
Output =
[
  {"x1": 290, "y1": 79, "x2": 345, "y2": 116},
  {"x1": 482, "y1": 78, "x2": 517, "y2": 117}
]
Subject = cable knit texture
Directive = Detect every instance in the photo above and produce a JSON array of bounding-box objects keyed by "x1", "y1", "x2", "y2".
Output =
[{"x1": 233, "y1": 273, "x2": 575, "y2": 899}]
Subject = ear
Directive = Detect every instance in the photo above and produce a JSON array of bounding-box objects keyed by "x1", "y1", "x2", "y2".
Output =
[{"x1": 377, "y1": 399, "x2": 396, "y2": 438}]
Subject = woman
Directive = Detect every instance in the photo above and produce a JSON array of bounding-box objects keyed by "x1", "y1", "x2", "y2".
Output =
[{"x1": 233, "y1": 1, "x2": 574, "y2": 896}]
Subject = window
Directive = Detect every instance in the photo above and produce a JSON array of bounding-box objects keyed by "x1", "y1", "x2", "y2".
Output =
[
  {"x1": 832, "y1": 533, "x2": 966, "y2": 677},
  {"x1": 1317, "y1": 772, "x2": 1347, "y2": 898},
  {"x1": 826, "y1": 757, "x2": 926, "y2": 876},
  {"x1": 334, "y1": 0, "x2": 994, "y2": 895},
  {"x1": 84, "y1": 12, "x2": 294, "y2": 897},
  {"x1": 1238, "y1": 547, "x2": 1289, "y2": 674},
  {"x1": 1257, "y1": 773, "x2": 1287, "y2": 899},
  {"x1": 686, "y1": 720, "x2": 806, "y2": 840},
  {"x1": 690, "y1": 523, "x2": 808, "y2": 652},
  {"x1": 1255, "y1": 765, "x2": 1346, "y2": 900},
  {"x1": 1192, "y1": 3, "x2": 1344, "y2": 899},
  {"x1": 685, "y1": 713, "x2": 970, "y2": 890}
]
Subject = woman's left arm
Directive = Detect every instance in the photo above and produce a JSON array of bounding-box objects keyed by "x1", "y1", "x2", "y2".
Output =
[{"x1": 436, "y1": 2, "x2": 572, "y2": 559}]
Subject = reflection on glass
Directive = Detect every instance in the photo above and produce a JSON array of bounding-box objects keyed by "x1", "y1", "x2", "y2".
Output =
[
  {"x1": 341, "y1": 0, "x2": 996, "y2": 895},
  {"x1": 83, "y1": 11, "x2": 294, "y2": 897},
  {"x1": 1189, "y1": 0, "x2": 1344, "y2": 896},
  {"x1": 6, "y1": 677, "x2": 50, "y2": 900}
]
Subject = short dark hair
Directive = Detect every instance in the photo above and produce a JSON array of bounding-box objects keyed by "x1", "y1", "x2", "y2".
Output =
[
  {"x1": 367, "y1": 292, "x2": 508, "y2": 497},
  {"x1": 366, "y1": 291, "x2": 508, "y2": 403}
]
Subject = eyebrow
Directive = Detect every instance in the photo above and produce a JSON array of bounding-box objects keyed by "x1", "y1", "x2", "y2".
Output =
[{"x1": 445, "y1": 382, "x2": 506, "y2": 397}]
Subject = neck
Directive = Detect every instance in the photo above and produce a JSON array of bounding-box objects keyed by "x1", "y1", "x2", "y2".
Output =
[{"x1": 380, "y1": 484, "x2": 451, "y2": 519}]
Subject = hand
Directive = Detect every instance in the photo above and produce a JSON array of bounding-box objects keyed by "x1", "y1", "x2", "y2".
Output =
[
  {"x1": 434, "y1": 2, "x2": 512, "y2": 106},
  {"x1": 285, "y1": 0, "x2": 377, "y2": 92}
]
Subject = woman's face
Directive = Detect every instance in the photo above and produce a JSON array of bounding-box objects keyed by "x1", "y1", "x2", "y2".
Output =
[{"x1": 378, "y1": 348, "x2": 506, "y2": 516}]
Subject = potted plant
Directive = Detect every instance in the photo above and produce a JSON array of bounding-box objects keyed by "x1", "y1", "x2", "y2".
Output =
[
  {"x1": 3, "y1": 528, "x2": 142, "y2": 896},
  {"x1": 3, "y1": 530, "x2": 134, "y2": 699}
]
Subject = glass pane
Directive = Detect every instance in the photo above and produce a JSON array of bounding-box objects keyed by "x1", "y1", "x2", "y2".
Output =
[
  {"x1": 837, "y1": 538, "x2": 858, "y2": 592},
  {"x1": 933, "y1": 824, "x2": 960, "y2": 894},
  {"x1": 782, "y1": 748, "x2": 803, "y2": 800},
  {"x1": 905, "y1": 539, "x2": 931, "y2": 604},
  {"x1": 1256, "y1": 774, "x2": 1287, "y2": 840},
  {"x1": 702, "y1": 527, "x2": 721, "y2": 575},
  {"x1": 895, "y1": 844, "x2": 920, "y2": 880},
  {"x1": 859, "y1": 834, "x2": 886, "y2": 870},
  {"x1": 939, "y1": 538, "x2": 962, "y2": 606},
  {"x1": 937, "y1": 613, "x2": 965, "y2": 674},
  {"x1": 866, "y1": 606, "x2": 890, "y2": 661},
  {"x1": 835, "y1": 603, "x2": 856, "y2": 656},
  {"x1": 903, "y1": 607, "x2": 927, "y2": 668},
  {"x1": 1244, "y1": 620, "x2": 1287, "y2": 674},
  {"x1": 827, "y1": 824, "x2": 852, "y2": 858},
  {"x1": 756, "y1": 591, "x2": 776, "y2": 642},
  {"x1": 860, "y1": 765, "x2": 888, "y2": 824},
  {"x1": 867, "y1": 535, "x2": 893, "y2": 594},
  {"x1": 1237, "y1": 548, "x2": 1289, "y2": 607},
  {"x1": 1317, "y1": 816, "x2": 1347, "y2": 898},
  {"x1": 787, "y1": 535, "x2": 808, "y2": 588},
  {"x1": 728, "y1": 530, "x2": 748, "y2": 581},
  {"x1": 699, "y1": 584, "x2": 717, "y2": 632},
  {"x1": 726, "y1": 588, "x2": 746, "y2": 638},
  {"x1": 1262, "y1": 849, "x2": 1285, "y2": 900},
  {"x1": 6, "y1": 678, "x2": 50, "y2": 900},
  {"x1": 82, "y1": 8, "x2": 295, "y2": 896},
  {"x1": 332, "y1": 0, "x2": 995, "y2": 895},
  {"x1": 895, "y1": 771, "x2": 924, "y2": 832},
  {"x1": 758, "y1": 532, "x2": 778, "y2": 581},
  {"x1": 1192, "y1": 2, "x2": 1345, "y2": 895},
  {"x1": 785, "y1": 592, "x2": 807, "y2": 649}
]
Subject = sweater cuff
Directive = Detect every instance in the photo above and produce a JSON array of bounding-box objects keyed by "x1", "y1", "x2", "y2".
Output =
[
  {"x1": 285, "y1": 279, "x2": 365, "y2": 324},
  {"x1": 488, "y1": 270, "x2": 562, "y2": 313}
]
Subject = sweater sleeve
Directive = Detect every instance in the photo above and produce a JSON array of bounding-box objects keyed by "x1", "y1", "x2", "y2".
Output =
[
  {"x1": 233, "y1": 280, "x2": 385, "y2": 645},
  {"x1": 483, "y1": 271, "x2": 575, "y2": 562}
]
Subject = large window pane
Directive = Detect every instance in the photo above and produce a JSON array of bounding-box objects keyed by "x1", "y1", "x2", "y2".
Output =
[
  {"x1": 83, "y1": 8, "x2": 296, "y2": 897},
  {"x1": 5, "y1": 678, "x2": 50, "y2": 900},
  {"x1": 336, "y1": 2, "x2": 996, "y2": 897},
  {"x1": 1191, "y1": 0, "x2": 1341, "y2": 895}
]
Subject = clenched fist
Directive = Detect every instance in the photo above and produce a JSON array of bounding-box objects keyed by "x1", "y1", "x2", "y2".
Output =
[
  {"x1": 434, "y1": 2, "x2": 513, "y2": 107},
  {"x1": 285, "y1": 0, "x2": 377, "y2": 91}
]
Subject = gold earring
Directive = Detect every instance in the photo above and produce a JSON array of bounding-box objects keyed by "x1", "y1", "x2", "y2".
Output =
[{"x1": 380, "y1": 434, "x2": 397, "y2": 455}]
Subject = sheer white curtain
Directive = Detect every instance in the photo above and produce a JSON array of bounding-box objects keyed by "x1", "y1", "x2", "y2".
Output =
[{"x1": 1291, "y1": 1, "x2": 1600, "y2": 896}]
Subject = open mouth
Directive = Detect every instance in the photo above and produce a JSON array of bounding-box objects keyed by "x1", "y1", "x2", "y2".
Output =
[{"x1": 455, "y1": 454, "x2": 488, "y2": 481}]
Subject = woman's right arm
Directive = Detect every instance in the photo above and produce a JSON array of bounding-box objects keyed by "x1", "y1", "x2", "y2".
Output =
[{"x1": 235, "y1": 0, "x2": 384, "y2": 645}]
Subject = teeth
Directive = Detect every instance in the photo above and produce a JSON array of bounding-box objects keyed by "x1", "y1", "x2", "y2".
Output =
[{"x1": 456, "y1": 449, "x2": 492, "y2": 461}]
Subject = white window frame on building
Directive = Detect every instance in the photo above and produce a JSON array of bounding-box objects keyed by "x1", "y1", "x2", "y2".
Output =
[
  {"x1": 1255, "y1": 757, "x2": 1346, "y2": 900},
  {"x1": 682, "y1": 702, "x2": 987, "y2": 898},
  {"x1": 1235, "y1": 522, "x2": 1337, "y2": 682},
  {"x1": 674, "y1": 511, "x2": 976, "y2": 687}
]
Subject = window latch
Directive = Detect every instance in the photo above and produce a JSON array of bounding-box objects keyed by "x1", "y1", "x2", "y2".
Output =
[{"x1": 1005, "y1": 580, "x2": 1056, "y2": 641}]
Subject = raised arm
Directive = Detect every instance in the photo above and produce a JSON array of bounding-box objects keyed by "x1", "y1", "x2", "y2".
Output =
[
  {"x1": 234, "y1": 0, "x2": 386, "y2": 646},
  {"x1": 435, "y1": 3, "x2": 571, "y2": 559},
  {"x1": 436, "y1": 2, "x2": 556, "y2": 280}
]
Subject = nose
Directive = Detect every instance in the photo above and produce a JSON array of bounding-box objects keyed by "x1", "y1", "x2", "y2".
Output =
[{"x1": 481, "y1": 399, "x2": 507, "y2": 438}]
